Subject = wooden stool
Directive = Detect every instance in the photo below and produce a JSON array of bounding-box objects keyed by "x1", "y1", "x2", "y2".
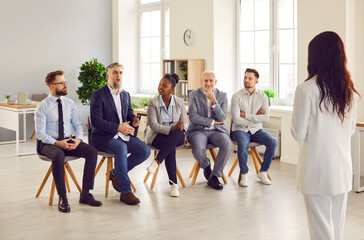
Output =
[
  {"x1": 228, "y1": 141, "x2": 271, "y2": 180},
  {"x1": 189, "y1": 144, "x2": 228, "y2": 185},
  {"x1": 143, "y1": 145, "x2": 186, "y2": 190},
  {"x1": 95, "y1": 151, "x2": 136, "y2": 197},
  {"x1": 35, "y1": 155, "x2": 82, "y2": 206},
  {"x1": 87, "y1": 116, "x2": 136, "y2": 197}
]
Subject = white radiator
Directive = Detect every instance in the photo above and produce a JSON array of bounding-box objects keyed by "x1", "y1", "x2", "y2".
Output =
[{"x1": 256, "y1": 128, "x2": 281, "y2": 158}]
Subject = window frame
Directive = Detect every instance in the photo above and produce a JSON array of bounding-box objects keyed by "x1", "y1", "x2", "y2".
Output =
[
  {"x1": 237, "y1": 0, "x2": 297, "y2": 105},
  {"x1": 138, "y1": 0, "x2": 170, "y2": 94}
]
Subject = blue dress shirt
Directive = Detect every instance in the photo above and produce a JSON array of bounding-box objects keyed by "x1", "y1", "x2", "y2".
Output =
[
  {"x1": 35, "y1": 94, "x2": 83, "y2": 145},
  {"x1": 158, "y1": 95, "x2": 175, "y2": 126}
]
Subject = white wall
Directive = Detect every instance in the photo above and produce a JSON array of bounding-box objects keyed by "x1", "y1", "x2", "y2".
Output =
[
  {"x1": 355, "y1": 0, "x2": 364, "y2": 122},
  {"x1": 0, "y1": 0, "x2": 112, "y2": 141},
  {"x1": 170, "y1": 0, "x2": 214, "y2": 69},
  {"x1": 213, "y1": 0, "x2": 236, "y2": 99},
  {"x1": 355, "y1": 0, "x2": 364, "y2": 169},
  {"x1": 297, "y1": 0, "x2": 347, "y2": 87},
  {"x1": 170, "y1": 0, "x2": 236, "y2": 98}
]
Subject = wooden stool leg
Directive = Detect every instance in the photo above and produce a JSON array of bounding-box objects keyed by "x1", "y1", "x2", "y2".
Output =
[
  {"x1": 95, "y1": 156, "x2": 106, "y2": 177},
  {"x1": 250, "y1": 148, "x2": 260, "y2": 175},
  {"x1": 64, "y1": 165, "x2": 71, "y2": 193},
  {"x1": 251, "y1": 148, "x2": 271, "y2": 180},
  {"x1": 105, "y1": 157, "x2": 112, "y2": 197},
  {"x1": 144, "y1": 172, "x2": 151, "y2": 183},
  {"x1": 30, "y1": 130, "x2": 36, "y2": 140},
  {"x1": 130, "y1": 179, "x2": 136, "y2": 192},
  {"x1": 176, "y1": 166, "x2": 186, "y2": 188},
  {"x1": 228, "y1": 158, "x2": 239, "y2": 176},
  {"x1": 144, "y1": 152, "x2": 159, "y2": 182},
  {"x1": 189, "y1": 161, "x2": 198, "y2": 178},
  {"x1": 209, "y1": 149, "x2": 228, "y2": 184},
  {"x1": 143, "y1": 171, "x2": 150, "y2": 183},
  {"x1": 150, "y1": 164, "x2": 161, "y2": 190},
  {"x1": 191, "y1": 161, "x2": 200, "y2": 185},
  {"x1": 49, "y1": 178, "x2": 56, "y2": 206},
  {"x1": 36, "y1": 165, "x2": 52, "y2": 197},
  {"x1": 64, "y1": 162, "x2": 82, "y2": 192}
]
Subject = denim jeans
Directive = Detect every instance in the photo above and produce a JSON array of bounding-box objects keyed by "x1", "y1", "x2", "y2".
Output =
[
  {"x1": 101, "y1": 136, "x2": 151, "y2": 194},
  {"x1": 231, "y1": 129, "x2": 277, "y2": 174}
]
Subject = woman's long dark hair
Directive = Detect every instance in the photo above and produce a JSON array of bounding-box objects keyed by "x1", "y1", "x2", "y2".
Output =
[{"x1": 306, "y1": 31, "x2": 360, "y2": 122}]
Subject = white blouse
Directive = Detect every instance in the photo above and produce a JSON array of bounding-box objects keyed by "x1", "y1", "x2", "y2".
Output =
[{"x1": 291, "y1": 76, "x2": 357, "y2": 195}]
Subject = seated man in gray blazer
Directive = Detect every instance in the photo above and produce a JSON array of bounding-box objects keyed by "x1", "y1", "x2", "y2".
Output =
[{"x1": 186, "y1": 70, "x2": 232, "y2": 190}]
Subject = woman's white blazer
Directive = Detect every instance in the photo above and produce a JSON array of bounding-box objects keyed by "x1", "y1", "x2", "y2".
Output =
[{"x1": 291, "y1": 76, "x2": 357, "y2": 195}]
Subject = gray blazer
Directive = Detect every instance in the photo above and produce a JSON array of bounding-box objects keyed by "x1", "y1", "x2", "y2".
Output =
[
  {"x1": 144, "y1": 95, "x2": 188, "y2": 145},
  {"x1": 186, "y1": 87, "x2": 228, "y2": 139}
]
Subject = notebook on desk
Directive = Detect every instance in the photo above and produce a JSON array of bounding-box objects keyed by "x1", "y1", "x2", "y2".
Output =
[{"x1": 17, "y1": 91, "x2": 28, "y2": 105}]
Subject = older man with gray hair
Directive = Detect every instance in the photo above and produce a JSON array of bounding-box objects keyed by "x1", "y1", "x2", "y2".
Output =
[
  {"x1": 186, "y1": 70, "x2": 232, "y2": 190},
  {"x1": 90, "y1": 62, "x2": 151, "y2": 205}
]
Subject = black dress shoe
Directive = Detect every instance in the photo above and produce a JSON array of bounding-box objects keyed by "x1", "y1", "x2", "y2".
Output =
[
  {"x1": 207, "y1": 175, "x2": 223, "y2": 190},
  {"x1": 203, "y1": 165, "x2": 212, "y2": 181},
  {"x1": 58, "y1": 196, "x2": 70, "y2": 213},
  {"x1": 79, "y1": 192, "x2": 102, "y2": 207},
  {"x1": 110, "y1": 169, "x2": 121, "y2": 192}
]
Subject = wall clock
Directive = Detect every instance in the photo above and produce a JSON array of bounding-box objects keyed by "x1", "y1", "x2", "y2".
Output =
[{"x1": 183, "y1": 29, "x2": 196, "y2": 46}]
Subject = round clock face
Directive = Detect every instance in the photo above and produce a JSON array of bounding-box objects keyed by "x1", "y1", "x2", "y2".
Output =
[{"x1": 183, "y1": 29, "x2": 196, "y2": 46}]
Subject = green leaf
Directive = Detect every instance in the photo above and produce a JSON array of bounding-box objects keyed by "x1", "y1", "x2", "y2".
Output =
[
  {"x1": 76, "y1": 58, "x2": 107, "y2": 105},
  {"x1": 263, "y1": 89, "x2": 277, "y2": 98}
]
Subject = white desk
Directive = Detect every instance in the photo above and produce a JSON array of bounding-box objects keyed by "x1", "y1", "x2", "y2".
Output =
[
  {"x1": 0, "y1": 102, "x2": 38, "y2": 156},
  {"x1": 352, "y1": 122, "x2": 364, "y2": 193}
]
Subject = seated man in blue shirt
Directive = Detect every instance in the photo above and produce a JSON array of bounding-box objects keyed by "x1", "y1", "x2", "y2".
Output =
[{"x1": 35, "y1": 70, "x2": 102, "y2": 213}]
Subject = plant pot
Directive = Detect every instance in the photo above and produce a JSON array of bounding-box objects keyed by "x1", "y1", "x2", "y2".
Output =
[{"x1": 6, "y1": 99, "x2": 10, "y2": 104}]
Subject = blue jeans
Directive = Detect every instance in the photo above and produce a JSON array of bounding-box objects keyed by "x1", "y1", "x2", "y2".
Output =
[
  {"x1": 231, "y1": 129, "x2": 277, "y2": 174},
  {"x1": 101, "y1": 136, "x2": 151, "y2": 194}
]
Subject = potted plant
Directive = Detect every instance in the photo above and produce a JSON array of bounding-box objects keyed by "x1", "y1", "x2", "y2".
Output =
[
  {"x1": 76, "y1": 58, "x2": 107, "y2": 105},
  {"x1": 131, "y1": 94, "x2": 156, "y2": 109},
  {"x1": 5, "y1": 95, "x2": 11, "y2": 104},
  {"x1": 179, "y1": 62, "x2": 188, "y2": 80},
  {"x1": 263, "y1": 89, "x2": 277, "y2": 106}
]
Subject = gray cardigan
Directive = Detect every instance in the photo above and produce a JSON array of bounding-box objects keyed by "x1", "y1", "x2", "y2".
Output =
[{"x1": 144, "y1": 95, "x2": 188, "y2": 145}]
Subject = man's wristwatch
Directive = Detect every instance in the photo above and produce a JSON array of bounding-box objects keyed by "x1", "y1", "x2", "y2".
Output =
[{"x1": 211, "y1": 102, "x2": 217, "y2": 108}]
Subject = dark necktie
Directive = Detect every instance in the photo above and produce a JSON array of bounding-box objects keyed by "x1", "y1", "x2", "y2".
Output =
[{"x1": 57, "y1": 99, "x2": 64, "y2": 140}]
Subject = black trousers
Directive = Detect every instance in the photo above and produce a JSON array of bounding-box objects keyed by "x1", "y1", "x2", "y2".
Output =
[
  {"x1": 151, "y1": 130, "x2": 184, "y2": 185},
  {"x1": 37, "y1": 140, "x2": 98, "y2": 197}
]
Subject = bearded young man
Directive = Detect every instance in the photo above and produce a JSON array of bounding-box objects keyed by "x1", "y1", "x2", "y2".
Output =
[{"x1": 35, "y1": 70, "x2": 102, "y2": 213}]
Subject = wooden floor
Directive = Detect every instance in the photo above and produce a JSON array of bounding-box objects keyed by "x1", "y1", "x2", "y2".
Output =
[{"x1": 0, "y1": 141, "x2": 364, "y2": 240}]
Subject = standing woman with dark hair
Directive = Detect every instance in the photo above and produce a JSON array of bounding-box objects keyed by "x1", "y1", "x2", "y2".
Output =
[
  {"x1": 291, "y1": 31, "x2": 360, "y2": 240},
  {"x1": 144, "y1": 74, "x2": 188, "y2": 197}
]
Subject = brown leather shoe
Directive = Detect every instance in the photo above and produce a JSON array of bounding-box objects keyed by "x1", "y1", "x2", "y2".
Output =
[
  {"x1": 120, "y1": 192, "x2": 140, "y2": 205},
  {"x1": 109, "y1": 169, "x2": 120, "y2": 192}
]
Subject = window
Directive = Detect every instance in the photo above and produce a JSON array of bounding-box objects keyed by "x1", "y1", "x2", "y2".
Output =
[
  {"x1": 139, "y1": 0, "x2": 169, "y2": 93},
  {"x1": 238, "y1": 0, "x2": 297, "y2": 103}
]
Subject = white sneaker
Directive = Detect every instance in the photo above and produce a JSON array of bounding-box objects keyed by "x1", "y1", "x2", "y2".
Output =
[
  {"x1": 147, "y1": 161, "x2": 159, "y2": 174},
  {"x1": 257, "y1": 172, "x2": 271, "y2": 185},
  {"x1": 238, "y1": 173, "x2": 248, "y2": 187},
  {"x1": 169, "y1": 180, "x2": 179, "y2": 197}
]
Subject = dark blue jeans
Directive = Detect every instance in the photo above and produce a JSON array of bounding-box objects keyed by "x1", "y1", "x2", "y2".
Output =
[
  {"x1": 231, "y1": 129, "x2": 277, "y2": 174},
  {"x1": 101, "y1": 136, "x2": 150, "y2": 194}
]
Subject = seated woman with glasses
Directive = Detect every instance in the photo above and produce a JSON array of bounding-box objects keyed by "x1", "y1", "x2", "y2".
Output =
[{"x1": 144, "y1": 73, "x2": 188, "y2": 197}]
